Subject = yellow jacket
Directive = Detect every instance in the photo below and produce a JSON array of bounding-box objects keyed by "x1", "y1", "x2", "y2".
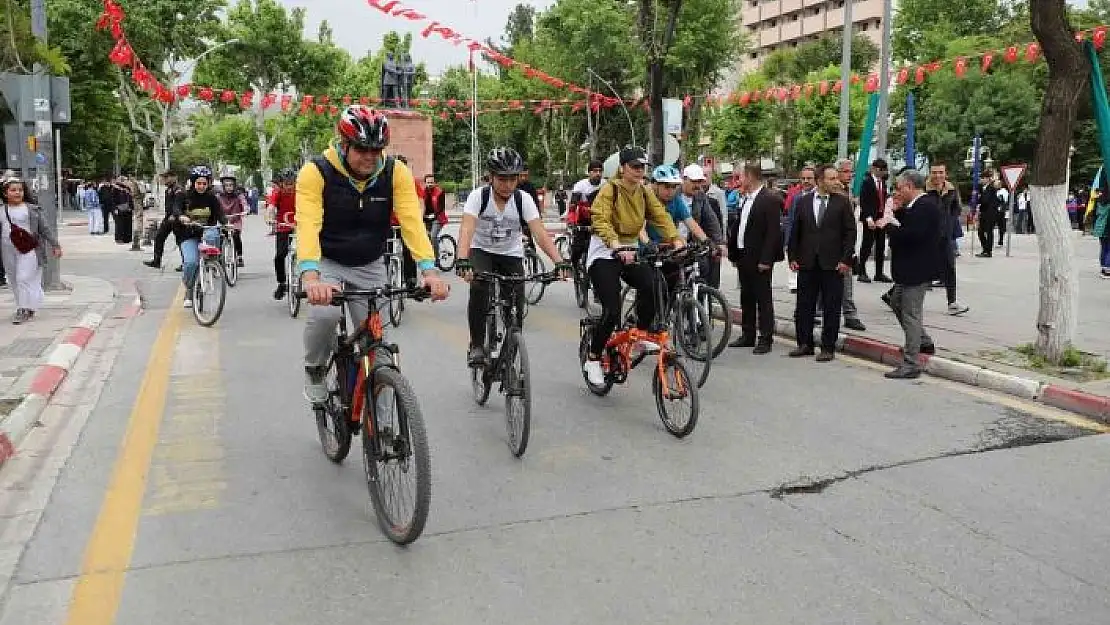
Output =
[
  {"x1": 295, "y1": 146, "x2": 434, "y2": 274},
  {"x1": 590, "y1": 177, "x2": 678, "y2": 247}
]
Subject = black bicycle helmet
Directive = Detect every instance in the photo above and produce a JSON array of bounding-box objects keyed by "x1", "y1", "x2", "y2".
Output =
[
  {"x1": 487, "y1": 147, "x2": 524, "y2": 175},
  {"x1": 275, "y1": 167, "x2": 297, "y2": 183},
  {"x1": 189, "y1": 165, "x2": 213, "y2": 182}
]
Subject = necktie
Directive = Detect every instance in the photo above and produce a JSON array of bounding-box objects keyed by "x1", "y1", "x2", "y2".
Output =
[
  {"x1": 816, "y1": 195, "x2": 827, "y2": 225},
  {"x1": 877, "y1": 178, "x2": 885, "y2": 217}
]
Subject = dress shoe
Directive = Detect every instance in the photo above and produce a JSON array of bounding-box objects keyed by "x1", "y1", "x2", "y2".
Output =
[
  {"x1": 789, "y1": 346, "x2": 815, "y2": 358},
  {"x1": 921, "y1": 343, "x2": 936, "y2": 355},
  {"x1": 816, "y1": 350, "x2": 835, "y2": 362},
  {"x1": 844, "y1": 318, "x2": 866, "y2": 331},
  {"x1": 730, "y1": 336, "x2": 756, "y2": 348},
  {"x1": 884, "y1": 366, "x2": 921, "y2": 379},
  {"x1": 874, "y1": 274, "x2": 892, "y2": 283},
  {"x1": 857, "y1": 274, "x2": 872, "y2": 283},
  {"x1": 753, "y1": 342, "x2": 772, "y2": 355},
  {"x1": 976, "y1": 252, "x2": 992, "y2": 258},
  {"x1": 143, "y1": 258, "x2": 161, "y2": 268}
]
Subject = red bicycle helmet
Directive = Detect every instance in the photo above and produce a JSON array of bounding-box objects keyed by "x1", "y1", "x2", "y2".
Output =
[{"x1": 337, "y1": 105, "x2": 390, "y2": 150}]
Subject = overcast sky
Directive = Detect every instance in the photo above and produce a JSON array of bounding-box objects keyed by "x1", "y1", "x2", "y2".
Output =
[{"x1": 278, "y1": 0, "x2": 557, "y2": 75}]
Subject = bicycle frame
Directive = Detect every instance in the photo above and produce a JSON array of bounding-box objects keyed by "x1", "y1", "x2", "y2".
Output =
[{"x1": 335, "y1": 300, "x2": 397, "y2": 441}]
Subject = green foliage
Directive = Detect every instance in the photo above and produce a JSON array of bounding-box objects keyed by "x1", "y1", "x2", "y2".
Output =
[
  {"x1": 193, "y1": 0, "x2": 315, "y2": 93},
  {"x1": 893, "y1": 0, "x2": 1009, "y2": 62},
  {"x1": 762, "y1": 35, "x2": 880, "y2": 83},
  {"x1": 711, "y1": 74, "x2": 774, "y2": 160},
  {"x1": 793, "y1": 67, "x2": 868, "y2": 168}
]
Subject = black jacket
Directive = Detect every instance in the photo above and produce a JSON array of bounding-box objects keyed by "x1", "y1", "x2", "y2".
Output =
[
  {"x1": 858, "y1": 174, "x2": 888, "y2": 222},
  {"x1": 788, "y1": 192, "x2": 856, "y2": 271},
  {"x1": 172, "y1": 190, "x2": 225, "y2": 239},
  {"x1": 886, "y1": 193, "x2": 943, "y2": 286},
  {"x1": 727, "y1": 187, "x2": 784, "y2": 268}
]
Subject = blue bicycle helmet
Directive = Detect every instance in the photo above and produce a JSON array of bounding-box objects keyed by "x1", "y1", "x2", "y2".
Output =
[{"x1": 652, "y1": 164, "x2": 681, "y2": 184}]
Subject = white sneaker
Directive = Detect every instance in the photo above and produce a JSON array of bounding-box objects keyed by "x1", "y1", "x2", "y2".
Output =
[
  {"x1": 583, "y1": 360, "x2": 605, "y2": 386},
  {"x1": 183, "y1": 298, "x2": 193, "y2": 309},
  {"x1": 631, "y1": 339, "x2": 660, "y2": 360},
  {"x1": 304, "y1": 369, "x2": 328, "y2": 405}
]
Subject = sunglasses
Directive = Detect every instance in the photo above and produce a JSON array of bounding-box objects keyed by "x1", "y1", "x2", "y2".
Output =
[{"x1": 348, "y1": 144, "x2": 381, "y2": 155}]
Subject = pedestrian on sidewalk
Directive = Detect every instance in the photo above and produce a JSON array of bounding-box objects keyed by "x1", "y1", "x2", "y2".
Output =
[
  {"x1": 78, "y1": 182, "x2": 102, "y2": 235},
  {"x1": 857, "y1": 159, "x2": 892, "y2": 284},
  {"x1": 144, "y1": 171, "x2": 186, "y2": 270},
  {"x1": 1092, "y1": 177, "x2": 1110, "y2": 278},
  {"x1": 0, "y1": 178, "x2": 62, "y2": 324},
  {"x1": 926, "y1": 163, "x2": 969, "y2": 315},
  {"x1": 110, "y1": 176, "x2": 133, "y2": 245},
  {"x1": 96, "y1": 177, "x2": 113, "y2": 236},
  {"x1": 975, "y1": 173, "x2": 1003, "y2": 257},
  {"x1": 788, "y1": 163, "x2": 856, "y2": 362},
  {"x1": 835, "y1": 158, "x2": 867, "y2": 331},
  {"x1": 783, "y1": 166, "x2": 816, "y2": 295},
  {"x1": 727, "y1": 162, "x2": 783, "y2": 354},
  {"x1": 873, "y1": 170, "x2": 941, "y2": 380}
]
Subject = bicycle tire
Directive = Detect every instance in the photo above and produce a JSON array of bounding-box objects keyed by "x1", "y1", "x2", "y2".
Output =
[
  {"x1": 619, "y1": 284, "x2": 636, "y2": 326},
  {"x1": 672, "y1": 296, "x2": 713, "y2": 388},
  {"x1": 555, "y1": 235, "x2": 569, "y2": 260},
  {"x1": 287, "y1": 253, "x2": 301, "y2": 318},
  {"x1": 436, "y1": 234, "x2": 457, "y2": 272},
  {"x1": 653, "y1": 355, "x2": 699, "y2": 438},
  {"x1": 525, "y1": 253, "x2": 547, "y2": 305},
  {"x1": 316, "y1": 354, "x2": 353, "y2": 462},
  {"x1": 504, "y1": 330, "x2": 531, "y2": 458},
  {"x1": 574, "y1": 265, "x2": 589, "y2": 309},
  {"x1": 472, "y1": 313, "x2": 497, "y2": 405},
  {"x1": 698, "y1": 286, "x2": 732, "y2": 358},
  {"x1": 223, "y1": 237, "x2": 239, "y2": 287},
  {"x1": 387, "y1": 258, "x2": 404, "y2": 327},
  {"x1": 363, "y1": 366, "x2": 432, "y2": 545},
  {"x1": 578, "y1": 322, "x2": 613, "y2": 396},
  {"x1": 193, "y1": 259, "x2": 227, "y2": 327}
]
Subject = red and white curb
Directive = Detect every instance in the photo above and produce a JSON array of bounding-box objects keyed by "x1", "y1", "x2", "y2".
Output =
[{"x1": 728, "y1": 306, "x2": 1110, "y2": 426}]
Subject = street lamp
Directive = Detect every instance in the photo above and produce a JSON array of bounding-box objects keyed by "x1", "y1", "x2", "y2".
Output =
[{"x1": 586, "y1": 67, "x2": 636, "y2": 148}]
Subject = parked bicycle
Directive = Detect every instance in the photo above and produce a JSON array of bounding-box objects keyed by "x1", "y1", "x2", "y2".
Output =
[
  {"x1": 470, "y1": 270, "x2": 561, "y2": 457},
  {"x1": 296, "y1": 284, "x2": 433, "y2": 545},
  {"x1": 579, "y1": 245, "x2": 700, "y2": 437}
]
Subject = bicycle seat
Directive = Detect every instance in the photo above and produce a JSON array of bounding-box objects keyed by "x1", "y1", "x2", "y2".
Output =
[{"x1": 198, "y1": 243, "x2": 222, "y2": 256}]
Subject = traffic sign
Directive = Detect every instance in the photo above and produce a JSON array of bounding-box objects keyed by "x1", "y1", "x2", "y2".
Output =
[{"x1": 1001, "y1": 163, "x2": 1027, "y2": 191}]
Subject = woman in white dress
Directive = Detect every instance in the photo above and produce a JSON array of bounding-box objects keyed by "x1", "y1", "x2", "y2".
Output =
[{"x1": 0, "y1": 178, "x2": 62, "y2": 324}]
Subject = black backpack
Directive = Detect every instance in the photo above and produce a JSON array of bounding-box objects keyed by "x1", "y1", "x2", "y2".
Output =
[{"x1": 478, "y1": 186, "x2": 533, "y2": 245}]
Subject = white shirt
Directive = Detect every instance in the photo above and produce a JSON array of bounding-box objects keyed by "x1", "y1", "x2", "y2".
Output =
[
  {"x1": 812, "y1": 194, "x2": 829, "y2": 223},
  {"x1": 463, "y1": 187, "x2": 541, "y2": 257},
  {"x1": 736, "y1": 186, "x2": 762, "y2": 249},
  {"x1": 572, "y1": 178, "x2": 603, "y2": 200}
]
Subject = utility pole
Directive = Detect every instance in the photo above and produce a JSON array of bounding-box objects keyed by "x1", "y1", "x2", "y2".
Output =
[
  {"x1": 874, "y1": 0, "x2": 894, "y2": 158},
  {"x1": 30, "y1": 0, "x2": 63, "y2": 289},
  {"x1": 836, "y1": 0, "x2": 853, "y2": 160}
]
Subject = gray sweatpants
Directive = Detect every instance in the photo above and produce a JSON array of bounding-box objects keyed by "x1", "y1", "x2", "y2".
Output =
[{"x1": 303, "y1": 257, "x2": 387, "y2": 368}]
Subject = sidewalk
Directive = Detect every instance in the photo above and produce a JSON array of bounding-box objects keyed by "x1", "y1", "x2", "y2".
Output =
[{"x1": 719, "y1": 230, "x2": 1110, "y2": 421}]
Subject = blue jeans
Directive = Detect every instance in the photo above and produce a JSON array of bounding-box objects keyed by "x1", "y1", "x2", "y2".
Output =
[
  {"x1": 180, "y1": 227, "x2": 221, "y2": 291},
  {"x1": 1100, "y1": 237, "x2": 1110, "y2": 270}
]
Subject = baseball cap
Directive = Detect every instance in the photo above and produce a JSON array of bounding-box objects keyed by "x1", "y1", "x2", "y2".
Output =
[
  {"x1": 619, "y1": 146, "x2": 649, "y2": 166},
  {"x1": 683, "y1": 164, "x2": 707, "y2": 181}
]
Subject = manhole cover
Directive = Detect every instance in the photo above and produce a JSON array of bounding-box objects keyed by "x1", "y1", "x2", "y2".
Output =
[{"x1": 5, "y1": 337, "x2": 53, "y2": 358}]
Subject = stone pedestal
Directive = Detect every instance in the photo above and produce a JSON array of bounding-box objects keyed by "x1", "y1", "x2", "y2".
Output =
[{"x1": 384, "y1": 111, "x2": 434, "y2": 180}]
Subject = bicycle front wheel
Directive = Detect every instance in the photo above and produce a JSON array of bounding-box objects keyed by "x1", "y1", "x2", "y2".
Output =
[
  {"x1": 524, "y1": 253, "x2": 547, "y2": 305},
  {"x1": 223, "y1": 238, "x2": 239, "y2": 287},
  {"x1": 193, "y1": 259, "x2": 227, "y2": 327},
  {"x1": 698, "y1": 286, "x2": 732, "y2": 358},
  {"x1": 363, "y1": 366, "x2": 431, "y2": 545},
  {"x1": 287, "y1": 252, "x2": 302, "y2": 318},
  {"x1": 436, "y1": 233, "x2": 457, "y2": 272},
  {"x1": 574, "y1": 265, "x2": 590, "y2": 309},
  {"x1": 672, "y1": 296, "x2": 713, "y2": 388},
  {"x1": 316, "y1": 354, "x2": 353, "y2": 463},
  {"x1": 653, "y1": 354, "x2": 699, "y2": 438},
  {"x1": 387, "y1": 258, "x2": 404, "y2": 327},
  {"x1": 503, "y1": 330, "x2": 531, "y2": 458}
]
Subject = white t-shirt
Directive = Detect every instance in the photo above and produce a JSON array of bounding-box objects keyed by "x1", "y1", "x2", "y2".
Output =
[
  {"x1": 572, "y1": 178, "x2": 603, "y2": 200},
  {"x1": 463, "y1": 187, "x2": 541, "y2": 257}
]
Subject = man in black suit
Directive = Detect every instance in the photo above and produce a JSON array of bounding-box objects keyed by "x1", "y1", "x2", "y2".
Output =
[
  {"x1": 727, "y1": 162, "x2": 784, "y2": 354},
  {"x1": 788, "y1": 163, "x2": 857, "y2": 361},
  {"x1": 874, "y1": 169, "x2": 943, "y2": 379},
  {"x1": 858, "y1": 158, "x2": 891, "y2": 283}
]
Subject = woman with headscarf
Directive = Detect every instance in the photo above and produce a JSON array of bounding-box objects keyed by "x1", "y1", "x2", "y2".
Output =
[{"x1": 0, "y1": 178, "x2": 62, "y2": 323}]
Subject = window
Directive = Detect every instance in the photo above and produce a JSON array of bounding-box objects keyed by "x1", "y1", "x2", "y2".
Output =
[
  {"x1": 790, "y1": 12, "x2": 799, "y2": 21},
  {"x1": 769, "y1": 18, "x2": 777, "y2": 27},
  {"x1": 750, "y1": 52, "x2": 759, "y2": 59}
]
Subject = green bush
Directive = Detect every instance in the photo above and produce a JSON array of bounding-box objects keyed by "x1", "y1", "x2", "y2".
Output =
[{"x1": 441, "y1": 181, "x2": 458, "y2": 193}]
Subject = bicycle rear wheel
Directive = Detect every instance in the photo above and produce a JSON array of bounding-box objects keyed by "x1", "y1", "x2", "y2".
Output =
[
  {"x1": 436, "y1": 233, "x2": 457, "y2": 272},
  {"x1": 503, "y1": 330, "x2": 531, "y2": 457},
  {"x1": 698, "y1": 286, "x2": 732, "y2": 358},
  {"x1": 193, "y1": 259, "x2": 227, "y2": 327},
  {"x1": 363, "y1": 367, "x2": 431, "y2": 545},
  {"x1": 524, "y1": 252, "x2": 547, "y2": 305},
  {"x1": 316, "y1": 354, "x2": 353, "y2": 463},
  {"x1": 223, "y1": 237, "x2": 239, "y2": 287},
  {"x1": 387, "y1": 257, "x2": 404, "y2": 327},
  {"x1": 574, "y1": 263, "x2": 589, "y2": 309},
  {"x1": 578, "y1": 320, "x2": 613, "y2": 396},
  {"x1": 671, "y1": 296, "x2": 713, "y2": 388},
  {"x1": 653, "y1": 354, "x2": 699, "y2": 438}
]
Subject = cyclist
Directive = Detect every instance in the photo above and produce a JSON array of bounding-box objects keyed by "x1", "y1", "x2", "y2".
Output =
[
  {"x1": 390, "y1": 154, "x2": 420, "y2": 288},
  {"x1": 270, "y1": 168, "x2": 297, "y2": 300},
  {"x1": 216, "y1": 170, "x2": 248, "y2": 267},
  {"x1": 173, "y1": 165, "x2": 226, "y2": 309},
  {"x1": 644, "y1": 165, "x2": 711, "y2": 246},
  {"x1": 296, "y1": 106, "x2": 449, "y2": 403},
  {"x1": 455, "y1": 147, "x2": 570, "y2": 366},
  {"x1": 422, "y1": 173, "x2": 448, "y2": 255},
  {"x1": 566, "y1": 160, "x2": 604, "y2": 270},
  {"x1": 582, "y1": 147, "x2": 683, "y2": 386}
]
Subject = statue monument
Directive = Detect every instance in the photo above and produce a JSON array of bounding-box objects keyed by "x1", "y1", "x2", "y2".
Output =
[
  {"x1": 399, "y1": 53, "x2": 416, "y2": 104},
  {"x1": 380, "y1": 52, "x2": 400, "y2": 105}
]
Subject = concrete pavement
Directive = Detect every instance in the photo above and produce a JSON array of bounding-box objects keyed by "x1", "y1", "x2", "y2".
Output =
[{"x1": 0, "y1": 223, "x2": 1107, "y2": 623}]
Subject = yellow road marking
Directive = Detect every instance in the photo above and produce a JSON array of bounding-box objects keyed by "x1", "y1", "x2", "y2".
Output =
[{"x1": 64, "y1": 288, "x2": 185, "y2": 625}]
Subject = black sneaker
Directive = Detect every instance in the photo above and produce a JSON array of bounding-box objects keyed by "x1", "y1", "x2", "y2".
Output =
[
  {"x1": 467, "y1": 345, "x2": 488, "y2": 367},
  {"x1": 143, "y1": 258, "x2": 161, "y2": 268},
  {"x1": 273, "y1": 283, "x2": 287, "y2": 300}
]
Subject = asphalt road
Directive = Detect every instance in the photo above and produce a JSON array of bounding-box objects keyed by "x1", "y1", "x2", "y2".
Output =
[{"x1": 2, "y1": 221, "x2": 1110, "y2": 624}]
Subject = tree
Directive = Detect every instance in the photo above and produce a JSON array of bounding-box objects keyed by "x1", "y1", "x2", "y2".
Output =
[
  {"x1": 638, "y1": 0, "x2": 684, "y2": 164},
  {"x1": 893, "y1": 0, "x2": 1009, "y2": 61},
  {"x1": 194, "y1": 0, "x2": 345, "y2": 185},
  {"x1": 710, "y1": 74, "x2": 774, "y2": 160},
  {"x1": 1028, "y1": 0, "x2": 1089, "y2": 363},
  {"x1": 0, "y1": 0, "x2": 67, "y2": 74},
  {"x1": 792, "y1": 67, "x2": 869, "y2": 168},
  {"x1": 503, "y1": 4, "x2": 535, "y2": 49}
]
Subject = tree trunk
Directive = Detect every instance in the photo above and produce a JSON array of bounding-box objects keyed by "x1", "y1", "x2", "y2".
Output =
[
  {"x1": 639, "y1": 0, "x2": 682, "y2": 163},
  {"x1": 1029, "y1": 0, "x2": 1089, "y2": 362},
  {"x1": 647, "y1": 60, "x2": 665, "y2": 163}
]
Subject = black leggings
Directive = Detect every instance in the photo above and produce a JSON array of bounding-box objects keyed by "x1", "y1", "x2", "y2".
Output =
[
  {"x1": 274, "y1": 232, "x2": 291, "y2": 284},
  {"x1": 467, "y1": 249, "x2": 525, "y2": 348},
  {"x1": 587, "y1": 258, "x2": 657, "y2": 356},
  {"x1": 231, "y1": 230, "x2": 243, "y2": 257}
]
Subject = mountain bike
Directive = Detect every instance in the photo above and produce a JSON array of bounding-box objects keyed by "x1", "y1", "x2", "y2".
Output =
[
  {"x1": 579, "y1": 245, "x2": 699, "y2": 437},
  {"x1": 298, "y1": 284, "x2": 433, "y2": 545},
  {"x1": 470, "y1": 270, "x2": 561, "y2": 457}
]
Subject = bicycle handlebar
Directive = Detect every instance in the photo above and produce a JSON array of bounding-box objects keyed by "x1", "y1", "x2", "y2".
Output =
[
  {"x1": 473, "y1": 270, "x2": 563, "y2": 285},
  {"x1": 295, "y1": 285, "x2": 431, "y2": 306}
]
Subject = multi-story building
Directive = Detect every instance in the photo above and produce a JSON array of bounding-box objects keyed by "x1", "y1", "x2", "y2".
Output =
[{"x1": 735, "y1": 0, "x2": 886, "y2": 76}]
